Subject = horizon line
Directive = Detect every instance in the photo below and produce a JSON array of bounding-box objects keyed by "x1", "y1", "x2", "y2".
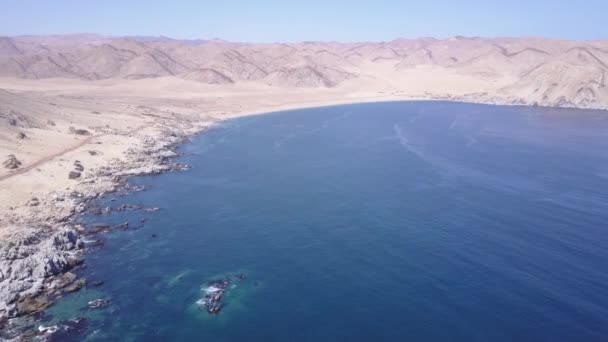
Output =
[{"x1": 3, "y1": 32, "x2": 606, "y2": 44}]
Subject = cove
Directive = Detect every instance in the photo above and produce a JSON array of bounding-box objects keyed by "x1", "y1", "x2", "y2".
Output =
[{"x1": 42, "y1": 101, "x2": 608, "y2": 341}]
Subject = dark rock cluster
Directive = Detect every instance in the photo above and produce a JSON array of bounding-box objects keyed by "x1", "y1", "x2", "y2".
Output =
[
  {"x1": 87, "y1": 298, "x2": 110, "y2": 309},
  {"x1": 68, "y1": 127, "x2": 91, "y2": 136},
  {"x1": 3, "y1": 154, "x2": 22, "y2": 169},
  {"x1": 199, "y1": 274, "x2": 248, "y2": 315},
  {"x1": 68, "y1": 160, "x2": 85, "y2": 179}
]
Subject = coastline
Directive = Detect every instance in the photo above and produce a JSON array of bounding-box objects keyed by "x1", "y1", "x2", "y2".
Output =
[{"x1": 0, "y1": 88, "x2": 605, "y2": 333}]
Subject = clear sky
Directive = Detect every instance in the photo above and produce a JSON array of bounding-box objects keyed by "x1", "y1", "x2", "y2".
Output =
[{"x1": 1, "y1": 0, "x2": 606, "y2": 42}]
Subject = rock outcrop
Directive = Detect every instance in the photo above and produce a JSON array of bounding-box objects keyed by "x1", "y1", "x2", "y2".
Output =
[
  {"x1": 0, "y1": 227, "x2": 84, "y2": 318},
  {"x1": 3, "y1": 154, "x2": 22, "y2": 169}
]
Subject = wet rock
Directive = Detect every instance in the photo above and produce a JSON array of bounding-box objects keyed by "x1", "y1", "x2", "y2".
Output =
[
  {"x1": 88, "y1": 150, "x2": 98, "y2": 156},
  {"x1": 54, "y1": 272, "x2": 77, "y2": 289},
  {"x1": 47, "y1": 120, "x2": 56, "y2": 126},
  {"x1": 68, "y1": 171, "x2": 81, "y2": 179},
  {"x1": 8, "y1": 118, "x2": 17, "y2": 126},
  {"x1": 88, "y1": 207, "x2": 102, "y2": 215},
  {"x1": 91, "y1": 280, "x2": 104, "y2": 287},
  {"x1": 87, "y1": 298, "x2": 110, "y2": 309},
  {"x1": 151, "y1": 234, "x2": 158, "y2": 238},
  {"x1": 208, "y1": 305, "x2": 221, "y2": 314},
  {"x1": 16, "y1": 297, "x2": 53, "y2": 315},
  {"x1": 116, "y1": 222, "x2": 129, "y2": 230},
  {"x1": 116, "y1": 204, "x2": 143, "y2": 212},
  {"x1": 238, "y1": 274, "x2": 247, "y2": 280},
  {"x1": 3, "y1": 154, "x2": 22, "y2": 169},
  {"x1": 64, "y1": 279, "x2": 86, "y2": 293},
  {"x1": 16, "y1": 132, "x2": 26, "y2": 140},
  {"x1": 88, "y1": 223, "x2": 111, "y2": 235},
  {"x1": 172, "y1": 163, "x2": 190, "y2": 171}
]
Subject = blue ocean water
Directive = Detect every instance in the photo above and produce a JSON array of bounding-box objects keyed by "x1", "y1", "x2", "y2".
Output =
[{"x1": 44, "y1": 101, "x2": 608, "y2": 341}]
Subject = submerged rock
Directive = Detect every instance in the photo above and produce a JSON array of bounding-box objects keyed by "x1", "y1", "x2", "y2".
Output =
[
  {"x1": 88, "y1": 223, "x2": 111, "y2": 235},
  {"x1": 116, "y1": 204, "x2": 143, "y2": 212},
  {"x1": 116, "y1": 222, "x2": 129, "y2": 230},
  {"x1": 88, "y1": 207, "x2": 102, "y2": 216},
  {"x1": 91, "y1": 280, "x2": 104, "y2": 287},
  {"x1": 87, "y1": 298, "x2": 110, "y2": 309}
]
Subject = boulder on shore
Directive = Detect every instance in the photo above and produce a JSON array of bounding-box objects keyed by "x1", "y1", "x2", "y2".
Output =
[
  {"x1": 3, "y1": 155, "x2": 22, "y2": 169},
  {"x1": 68, "y1": 171, "x2": 81, "y2": 179},
  {"x1": 73, "y1": 161, "x2": 84, "y2": 172},
  {"x1": 69, "y1": 127, "x2": 91, "y2": 136}
]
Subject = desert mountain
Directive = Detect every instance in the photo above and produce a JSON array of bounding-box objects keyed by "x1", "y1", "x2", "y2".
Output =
[{"x1": 1, "y1": 35, "x2": 608, "y2": 108}]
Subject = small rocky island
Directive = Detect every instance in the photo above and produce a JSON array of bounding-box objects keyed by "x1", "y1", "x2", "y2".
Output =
[{"x1": 197, "y1": 273, "x2": 247, "y2": 315}]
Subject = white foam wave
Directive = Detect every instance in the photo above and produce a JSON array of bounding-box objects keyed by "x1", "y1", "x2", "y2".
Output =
[{"x1": 202, "y1": 285, "x2": 222, "y2": 295}]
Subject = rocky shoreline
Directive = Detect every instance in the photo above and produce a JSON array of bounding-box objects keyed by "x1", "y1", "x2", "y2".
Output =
[{"x1": 0, "y1": 117, "x2": 215, "y2": 337}]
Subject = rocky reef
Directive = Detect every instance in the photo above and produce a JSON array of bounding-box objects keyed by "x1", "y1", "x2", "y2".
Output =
[{"x1": 197, "y1": 273, "x2": 248, "y2": 315}]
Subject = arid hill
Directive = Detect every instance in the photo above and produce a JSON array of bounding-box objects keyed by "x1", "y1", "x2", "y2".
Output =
[{"x1": 1, "y1": 35, "x2": 608, "y2": 108}]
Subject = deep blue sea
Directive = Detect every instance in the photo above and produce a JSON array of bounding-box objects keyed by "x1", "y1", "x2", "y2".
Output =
[{"x1": 43, "y1": 101, "x2": 608, "y2": 341}]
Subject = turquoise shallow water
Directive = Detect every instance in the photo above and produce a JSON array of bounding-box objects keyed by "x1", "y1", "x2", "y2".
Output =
[{"x1": 43, "y1": 101, "x2": 608, "y2": 341}]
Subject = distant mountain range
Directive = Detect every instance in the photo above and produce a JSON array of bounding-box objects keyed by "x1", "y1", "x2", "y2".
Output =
[{"x1": 1, "y1": 34, "x2": 607, "y2": 109}]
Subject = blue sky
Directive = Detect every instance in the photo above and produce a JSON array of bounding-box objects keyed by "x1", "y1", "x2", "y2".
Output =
[{"x1": 1, "y1": 1, "x2": 606, "y2": 42}]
